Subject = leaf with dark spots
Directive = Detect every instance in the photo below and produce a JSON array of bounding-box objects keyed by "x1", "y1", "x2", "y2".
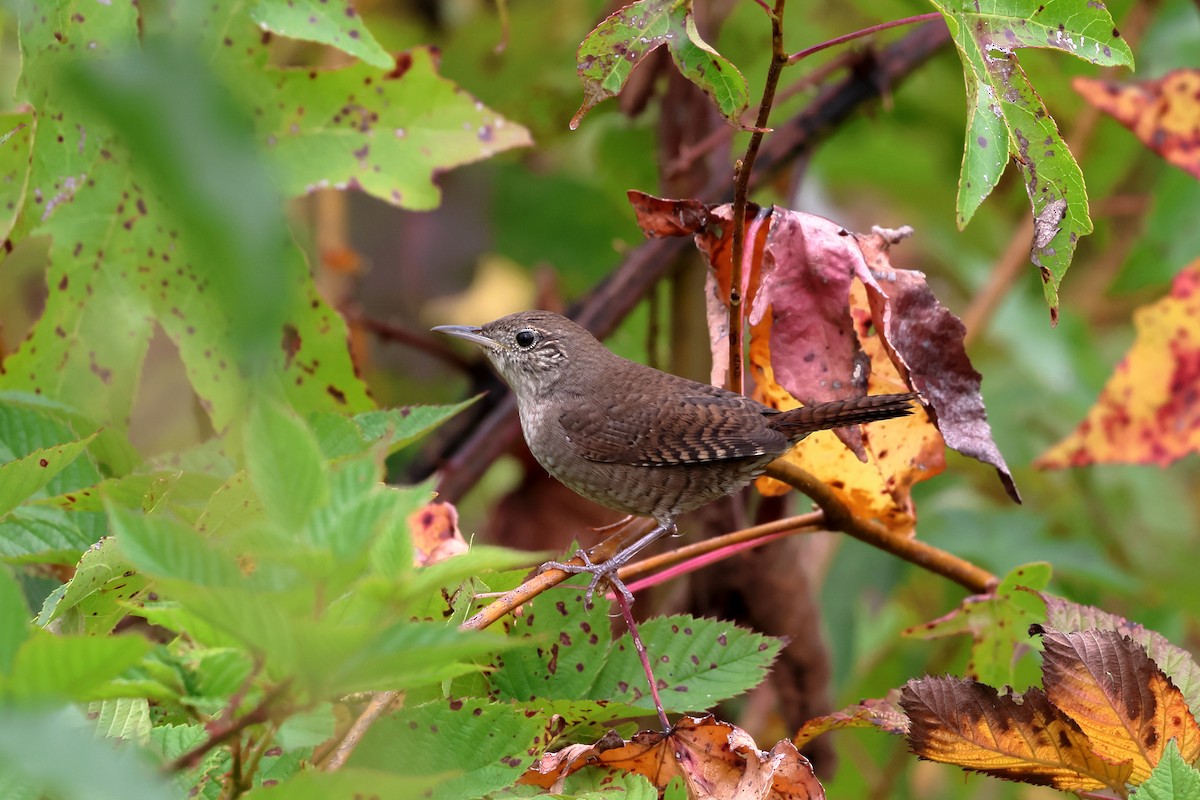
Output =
[
  {"x1": 1039, "y1": 594, "x2": 1200, "y2": 721},
  {"x1": 901, "y1": 676, "x2": 1132, "y2": 792},
  {"x1": 1074, "y1": 69, "x2": 1200, "y2": 180},
  {"x1": 519, "y1": 714, "x2": 824, "y2": 799},
  {"x1": 858, "y1": 233, "x2": 1019, "y2": 502},
  {"x1": 930, "y1": 0, "x2": 1132, "y2": 318},
  {"x1": 0, "y1": 431, "x2": 99, "y2": 518},
  {"x1": 1036, "y1": 627, "x2": 1200, "y2": 783},
  {"x1": 905, "y1": 562, "x2": 1049, "y2": 687},
  {"x1": 1038, "y1": 259, "x2": 1200, "y2": 469},
  {"x1": 755, "y1": 209, "x2": 873, "y2": 456},
  {"x1": 250, "y1": 0, "x2": 393, "y2": 70},
  {"x1": 572, "y1": 0, "x2": 748, "y2": 130},
  {"x1": 793, "y1": 692, "x2": 910, "y2": 748},
  {"x1": 263, "y1": 46, "x2": 530, "y2": 211}
]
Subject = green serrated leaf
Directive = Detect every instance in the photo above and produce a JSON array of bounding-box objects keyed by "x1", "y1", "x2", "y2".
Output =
[
  {"x1": 349, "y1": 698, "x2": 543, "y2": 800},
  {"x1": 147, "y1": 723, "x2": 208, "y2": 763},
  {"x1": 591, "y1": 614, "x2": 782, "y2": 713},
  {"x1": 0, "y1": 504, "x2": 107, "y2": 564},
  {"x1": 491, "y1": 586, "x2": 616, "y2": 702},
  {"x1": 907, "y1": 562, "x2": 1050, "y2": 688},
  {"x1": 250, "y1": 0, "x2": 393, "y2": 69},
  {"x1": 89, "y1": 697, "x2": 152, "y2": 744},
  {"x1": 310, "y1": 398, "x2": 478, "y2": 460},
  {"x1": 1134, "y1": 739, "x2": 1200, "y2": 800},
  {"x1": 109, "y1": 504, "x2": 244, "y2": 588},
  {"x1": 260, "y1": 46, "x2": 532, "y2": 210},
  {"x1": 573, "y1": 0, "x2": 748, "y2": 129},
  {"x1": 37, "y1": 536, "x2": 148, "y2": 635},
  {"x1": 0, "y1": 432, "x2": 97, "y2": 519},
  {"x1": 933, "y1": 0, "x2": 1134, "y2": 317},
  {"x1": 2, "y1": 631, "x2": 150, "y2": 703},
  {"x1": 244, "y1": 399, "x2": 329, "y2": 532}
]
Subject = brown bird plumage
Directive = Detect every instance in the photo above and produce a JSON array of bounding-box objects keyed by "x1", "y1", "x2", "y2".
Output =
[{"x1": 434, "y1": 310, "x2": 917, "y2": 600}]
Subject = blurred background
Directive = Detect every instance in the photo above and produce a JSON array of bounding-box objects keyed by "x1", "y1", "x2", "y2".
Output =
[{"x1": 2, "y1": 1, "x2": 1198, "y2": 797}]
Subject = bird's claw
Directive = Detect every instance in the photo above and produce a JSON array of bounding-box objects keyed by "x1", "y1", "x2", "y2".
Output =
[{"x1": 540, "y1": 549, "x2": 634, "y2": 607}]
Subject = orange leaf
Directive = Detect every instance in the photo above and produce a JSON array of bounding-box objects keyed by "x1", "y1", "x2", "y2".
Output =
[
  {"x1": 793, "y1": 693, "x2": 909, "y2": 749},
  {"x1": 1037, "y1": 627, "x2": 1200, "y2": 784},
  {"x1": 901, "y1": 676, "x2": 1133, "y2": 794},
  {"x1": 520, "y1": 714, "x2": 825, "y2": 799},
  {"x1": 1037, "y1": 260, "x2": 1200, "y2": 468},
  {"x1": 1074, "y1": 70, "x2": 1200, "y2": 179},
  {"x1": 407, "y1": 500, "x2": 468, "y2": 567}
]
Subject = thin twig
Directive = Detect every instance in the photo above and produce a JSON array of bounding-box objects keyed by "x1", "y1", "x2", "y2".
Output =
[
  {"x1": 355, "y1": 313, "x2": 477, "y2": 373},
  {"x1": 787, "y1": 13, "x2": 943, "y2": 65},
  {"x1": 619, "y1": 511, "x2": 824, "y2": 593},
  {"x1": 322, "y1": 690, "x2": 399, "y2": 771},
  {"x1": 614, "y1": 591, "x2": 672, "y2": 732},
  {"x1": 458, "y1": 519, "x2": 658, "y2": 632},
  {"x1": 729, "y1": 0, "x2": 788, "y2": 393},
  {"x1": 167, "y1": 680, "x2": 293, "y2": 773}
]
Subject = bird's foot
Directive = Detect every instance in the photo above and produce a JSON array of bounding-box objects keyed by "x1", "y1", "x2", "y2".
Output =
[{"x1": 540, "y1": 549, "x2": 634, "y2": 607}]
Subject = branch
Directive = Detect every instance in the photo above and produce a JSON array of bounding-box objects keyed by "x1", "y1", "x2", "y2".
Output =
[
  {"x1": 459, "y1": 518, "x2": 657, "y2": 632},
  {"x1": 322, "y1": 690, "x2": 400, "y2": 771},
  {"x1": 167, "y1": 679, "x2": 292, "y2": 773},
  {"x1": 729, "y1": 0, "x2": 788, "y2": 394},
  {"x1": 764, "y1": 460, "x2": 996, "y2": 593}
]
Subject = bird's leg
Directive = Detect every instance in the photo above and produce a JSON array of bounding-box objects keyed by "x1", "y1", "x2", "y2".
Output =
[{"x1": 541, "y1": 521, "x2": 676, "y2": 607}]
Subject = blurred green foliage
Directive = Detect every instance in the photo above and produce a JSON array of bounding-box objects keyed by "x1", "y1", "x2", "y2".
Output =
[{"x1": 0, "y1": 0, "x2": 1198, "y2": 798}]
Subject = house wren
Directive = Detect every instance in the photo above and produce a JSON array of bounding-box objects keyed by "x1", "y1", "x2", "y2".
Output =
[{"x1": 434, "y1": 310, "x2": 917, "y2": 601}]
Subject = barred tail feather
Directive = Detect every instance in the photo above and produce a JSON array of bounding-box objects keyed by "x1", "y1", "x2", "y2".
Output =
[{"x1": 772, "y1": 392, "x2": 918, "y2": 439}]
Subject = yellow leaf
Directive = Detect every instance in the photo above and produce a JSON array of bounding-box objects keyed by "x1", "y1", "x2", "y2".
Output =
[{"x1": 1038, "y1": 259, "x2": 1200, "y2": 468}]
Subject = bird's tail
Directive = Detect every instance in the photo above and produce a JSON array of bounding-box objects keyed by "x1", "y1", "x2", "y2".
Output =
[{"x1": 772, "y1": 392, "x2": 919, "y2": 439}]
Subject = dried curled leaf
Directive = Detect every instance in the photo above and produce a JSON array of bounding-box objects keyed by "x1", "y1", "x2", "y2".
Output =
[
  {"x1": 1038, "y1": 259, "x2": 1200, "y2": 468},
  {"x1": 520, "y1": 714, "x2": 824, "y2": 799},
  {"x1": 793, "y1": 693, "x2": 910, "y2": 749},
  {"x1": 629, "y1": 194, "x2": 1019, "y2": 528}
]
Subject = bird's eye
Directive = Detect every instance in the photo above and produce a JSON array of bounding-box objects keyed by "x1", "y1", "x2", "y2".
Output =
[{"x1": 514, "y1": 329, "x2": 538, "y2": 349}]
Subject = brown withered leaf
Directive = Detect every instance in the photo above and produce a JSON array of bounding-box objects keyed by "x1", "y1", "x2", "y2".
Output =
[
  {"x1": 751, "y1": 291, "x2": 946, "y2": 534},
  {"x1": 1035, "y1": 626, "x2": 1200, "y2": 784},
  {"x1": 900, "y1": 676, "x2": 1133, "y2": 793},
  {"x1": 520, "y1": 714, "x2": 825, "y2": 799},
  {"x1": 1040, "y1": 594, "x2": 1200, "y2": 720},
  {"x1": 628, "y1": 193, "x2": 769, "y2": 388},
  {"x1": 1037, "y1": 259, "x2": 1200, "y2": 469},
  {"x1": 752, "y1": 209, "x2": 873, "y2": 457},
  {"x1": 627, "y1": 190, "x2": 710, "y2": 237},
  {"x1": 408, "y1": 500, "x2": 468, "y2": 567},
  {"x1": 793, "y1": 692, "x2": 909, "y2": 749},
  {"x1": 857, "y1": 231, "x2": 1020, "y2": 502},
  {"x1": 1074, "y1": 69, "x2": 1200, "y2": 180}
]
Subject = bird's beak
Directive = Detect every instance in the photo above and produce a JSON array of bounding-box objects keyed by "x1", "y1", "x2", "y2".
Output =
[{"x1": 431, "y1": 324, "x2": 498, "y2": 350}]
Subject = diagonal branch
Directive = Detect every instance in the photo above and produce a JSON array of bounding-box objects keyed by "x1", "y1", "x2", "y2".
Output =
[{"x1": 764, "y1": 460, "x2": 996, "y2": 593}]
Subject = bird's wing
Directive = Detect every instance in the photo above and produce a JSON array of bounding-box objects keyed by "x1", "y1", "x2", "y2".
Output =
[{"x1": 558, "y1": 390, "x2": 789, "y2": 466}]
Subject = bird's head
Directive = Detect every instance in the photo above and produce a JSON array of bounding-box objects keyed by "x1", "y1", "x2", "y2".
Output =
[{"x1": 433, "y1": 310, "x2": 600, "y2": 399}]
